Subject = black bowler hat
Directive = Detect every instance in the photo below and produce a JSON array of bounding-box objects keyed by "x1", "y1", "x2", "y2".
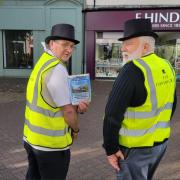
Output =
[
  {"x1": 118, "y1": 19, "x2": 158, "y2": 41},
  {"x1": 45, "y1": 24, "x2": 80, "y2": 44}
]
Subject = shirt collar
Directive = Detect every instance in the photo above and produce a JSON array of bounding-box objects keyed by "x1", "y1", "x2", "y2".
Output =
[
  {"x1": 142, "y1": 52, "x2": 154, "y2": 58},
  {"x1": 41, "y1": 42, "x2": 55, "y2": 57}
]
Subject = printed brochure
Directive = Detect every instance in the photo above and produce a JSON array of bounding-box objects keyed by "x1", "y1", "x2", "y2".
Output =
[{"x1": 68, "y1": 74, "x2": 91, "y2": 105}]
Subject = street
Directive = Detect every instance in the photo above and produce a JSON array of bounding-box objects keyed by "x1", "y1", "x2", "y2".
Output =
[{"x1": 0, "y1": 78, "x2": 179, "y2": 180}]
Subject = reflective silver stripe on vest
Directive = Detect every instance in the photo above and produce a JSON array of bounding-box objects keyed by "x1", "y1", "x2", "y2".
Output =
[
  {"x1": 119, "y1": 121, "x2": 170, "y2": 137},
  {"x1": 26, "y1": 57, "x2": 63, "y2": 118},
  {"x1": 124, "y1": 58, "x2": 172, "y2": 119},
  {"x1": 32, "y1": 57, "x2": 57, "y2": 105},
  {"x1": 125, "y1": 102, "x2": 173, "y2": 119},
  {"x1": 26, "y1": 100, "x2": 63, "y2": 118},
  {"x1": 25, "y1": 118, "x2": 68, "y2": 137}
]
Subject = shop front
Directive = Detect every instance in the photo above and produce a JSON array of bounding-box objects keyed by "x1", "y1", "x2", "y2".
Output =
[
  {"x1": 0, "y1": 0, "x2": 83, "y2": 77},
  {"x1": 85, "y1": 8, "x2": 180, "y2": 80}
]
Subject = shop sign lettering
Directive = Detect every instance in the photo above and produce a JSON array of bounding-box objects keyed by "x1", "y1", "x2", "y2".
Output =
[{"x1": 135, "y1": 11, "x2": 180, "y2": 30}]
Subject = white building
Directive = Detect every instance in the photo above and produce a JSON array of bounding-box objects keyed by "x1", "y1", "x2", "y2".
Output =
[{"x1": 85, "y1": 0, "x2": 180, "y2": 8}]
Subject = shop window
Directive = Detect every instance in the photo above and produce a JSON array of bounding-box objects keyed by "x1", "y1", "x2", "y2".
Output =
[
  {"x1": 155, "y1": 35, "x2": 180, "y2": 81},
  {"x1": 175, "y1": 39, "x2": 180, "y2": 80},
  {"x1": 95, "y1": 32, "x2": 123, "y2": 79},
  {"x1": 95, "y1": 31, "x2": 180, "y2": 80},
  {"x1": 3, "y1": 30, "x2": 33, "y2": 69}
]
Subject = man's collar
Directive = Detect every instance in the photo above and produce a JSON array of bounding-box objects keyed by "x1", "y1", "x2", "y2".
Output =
[
  {"x1": 142, "y1": 52, "x2": 154, "y2": 58},
  {"x1": 41, "y1": 42, "x2": 55, "y2": 57}
]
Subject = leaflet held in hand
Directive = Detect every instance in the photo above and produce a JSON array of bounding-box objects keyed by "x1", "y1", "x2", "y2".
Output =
[{"x1": 68, "y1": 74, "x2": 91, "y2": 105}]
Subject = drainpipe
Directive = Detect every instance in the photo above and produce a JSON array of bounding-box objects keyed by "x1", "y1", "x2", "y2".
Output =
[
  {"x1": 93, "y1": 0, "x2": 96, "y2": 8},
  {"x1": 82, "y1": 10, "x2": 85, "y2": 74}
]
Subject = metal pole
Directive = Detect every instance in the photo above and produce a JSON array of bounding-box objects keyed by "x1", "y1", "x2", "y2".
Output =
[{"x1": 93, "y1": 0, "x2": 96, "y2": 8}]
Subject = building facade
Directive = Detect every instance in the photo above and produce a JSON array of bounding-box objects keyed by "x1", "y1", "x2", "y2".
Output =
[
  {"x1": 0, "y1": 0, "x2": 83, "y2": 77},
  {"x1": 1, "y1": 0, "x2": 180, "y2": 80},
  {"x1": 85, "y1": 0, "x2": 180, "y2": 8},
  {"x1": 84, "y1": 1, "x2": 180, "y2": 80}
]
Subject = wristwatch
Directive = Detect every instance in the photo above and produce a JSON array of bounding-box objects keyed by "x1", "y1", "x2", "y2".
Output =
[{"x1": 72, "y1": 128, "x2": 80, "y2": 133}]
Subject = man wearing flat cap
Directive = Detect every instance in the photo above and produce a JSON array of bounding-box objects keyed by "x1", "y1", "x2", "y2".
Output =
[
  {"x1": 23, "y1": 24, "x2": 89, "y2": 179},
  {"x1": 103, "y1": 18, "x2": 177, "y2": 180}
]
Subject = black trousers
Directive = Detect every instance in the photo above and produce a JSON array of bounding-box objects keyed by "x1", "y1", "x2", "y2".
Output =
[{"x1": 24, "y1": 142, "x2": 70, "y2": 180}]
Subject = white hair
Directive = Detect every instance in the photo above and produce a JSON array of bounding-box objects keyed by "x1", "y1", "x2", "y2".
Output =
[{"x1": 139, "y1": 36, "x2": 155, "y2": 53}]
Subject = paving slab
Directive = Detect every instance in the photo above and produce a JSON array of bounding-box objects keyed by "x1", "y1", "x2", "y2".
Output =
[{"x1": 0, "y1": 78, "x2": 179, "y2": 180}]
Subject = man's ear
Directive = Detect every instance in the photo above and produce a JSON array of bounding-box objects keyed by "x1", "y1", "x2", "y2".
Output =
[
  {"x1": 49, "y1": 40, "x2": 53, "y2": 46},
  {"x1": 48, "y1": 40, "x2": 54, "y2": 50},
  {"x1": 143, "y1": 42, "x2": 149, "y2": 53}
]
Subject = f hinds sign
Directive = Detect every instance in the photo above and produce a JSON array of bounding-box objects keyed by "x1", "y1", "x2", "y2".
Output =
[{"x1": 135, "y1": 10, "x2": 180, "y2": 29}]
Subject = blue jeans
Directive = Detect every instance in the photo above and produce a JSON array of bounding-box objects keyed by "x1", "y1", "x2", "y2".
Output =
[{"x1": 117, "y1": 140, "x2": 168, "y2": 180}]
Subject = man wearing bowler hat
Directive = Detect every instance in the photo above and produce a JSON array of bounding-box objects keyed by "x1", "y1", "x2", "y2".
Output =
[
  {"x1": 103, "y1": 18, "x2": 177, "y2": 180},
  {"x1": 23, "y1": 24, "x2": 89, "y2": 179}
]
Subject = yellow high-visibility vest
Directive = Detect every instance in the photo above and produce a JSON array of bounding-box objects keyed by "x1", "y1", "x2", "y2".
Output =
[
  {"x1": 23, "y1": 52, "x2": 72, "y2": 149},
  {"x1": 119, "y1": 53, "x2": 176, "y2": 148}
]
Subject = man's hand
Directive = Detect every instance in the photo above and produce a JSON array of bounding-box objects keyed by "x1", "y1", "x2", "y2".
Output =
[
  {"x1": 77, "y1": 101, "x2": 89, "y2": 114},
  {"x1": 107, "y1": 150, "x2": 124, "y2": 171}
]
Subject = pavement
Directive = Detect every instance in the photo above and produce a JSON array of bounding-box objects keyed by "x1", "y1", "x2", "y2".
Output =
[{"x1": 0, "y1": 77, "x2": 179, "y2": 180}]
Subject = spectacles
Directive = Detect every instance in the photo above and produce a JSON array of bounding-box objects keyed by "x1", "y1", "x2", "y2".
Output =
[{"x1": 55, "y1": 40, "x2": 76, "y2": 50}]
